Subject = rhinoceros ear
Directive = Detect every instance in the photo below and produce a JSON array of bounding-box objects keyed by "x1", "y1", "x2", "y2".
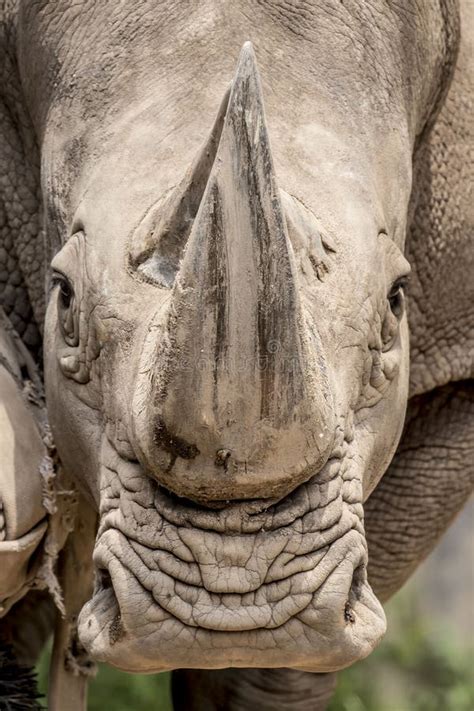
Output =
[{"x1": 405, "y1": 29, "x2": 474, "y2": 397}]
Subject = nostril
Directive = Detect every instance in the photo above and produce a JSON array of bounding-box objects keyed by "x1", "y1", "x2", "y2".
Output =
[
  {"x1": 344, "y1": 601, "x2": 356, "y2": 624},
  {"x1": 96, "y1": 567, "x2": 113, "y2": 592},
  {"x1": 350, "y1": 564, "x2": 365, "y2": 600},
  {"x1": 344, "y1": 563, "x2": 365, "y2": 624}
]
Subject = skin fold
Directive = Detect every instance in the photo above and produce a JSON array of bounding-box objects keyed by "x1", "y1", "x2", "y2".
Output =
[
  {"x1": 0, "y1": 306, "x2": 48, "y2": 610},
  {"x1": 0, "y1": 0, "x2": 472, "y2": 709}
]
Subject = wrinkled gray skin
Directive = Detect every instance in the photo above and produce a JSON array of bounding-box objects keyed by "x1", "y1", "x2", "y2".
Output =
[{"x1": 0, "y1": 0, "x2": 473, "y2": 708}]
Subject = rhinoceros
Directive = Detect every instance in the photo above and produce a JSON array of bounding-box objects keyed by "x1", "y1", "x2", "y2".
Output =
[{"x1": 0, "y1": 0, "x2": 472, "y2": 709}]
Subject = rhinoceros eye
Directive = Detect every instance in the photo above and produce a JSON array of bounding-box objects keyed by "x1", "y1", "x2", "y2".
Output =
[
  {"x1": 58, "y1": 278, "x2": 72, "y2": 309},
  {"x1": 387, "y1": 277, "x2": 408, "y2": 319},
  {"x1": 381, "y1": 276, "x2": 409, "y2": 352},
  {"x1": 52, "y1": 272, "x2": 79, "y2": 347}
]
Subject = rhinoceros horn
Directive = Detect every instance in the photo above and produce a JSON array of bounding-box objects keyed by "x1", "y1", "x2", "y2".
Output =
[{"x1": 132, "y1": 42, "x2": 335, "y2": 503}]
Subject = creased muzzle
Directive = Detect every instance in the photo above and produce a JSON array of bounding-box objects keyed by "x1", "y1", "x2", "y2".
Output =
[{"x1": 77, "y1": 432, "x2": 386, "y2": 673}]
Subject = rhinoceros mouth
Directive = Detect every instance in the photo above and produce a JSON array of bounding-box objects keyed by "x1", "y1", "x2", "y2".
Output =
[{"x1": 77, "y1": 428, "x2": 386, "y2": 672}]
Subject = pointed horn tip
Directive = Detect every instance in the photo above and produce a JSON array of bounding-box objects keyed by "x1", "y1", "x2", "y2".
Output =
[
  {"x1": 232, "y1": 41, "x2": 261, "y2": 91},
  {"x1": 238, "y1": 40, "x2": 258, "y2": 65}
]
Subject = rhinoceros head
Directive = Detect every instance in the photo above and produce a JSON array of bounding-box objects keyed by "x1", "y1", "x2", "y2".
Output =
[{"x1": 44, "y1": 43, "x2": 412, "y2": 672}]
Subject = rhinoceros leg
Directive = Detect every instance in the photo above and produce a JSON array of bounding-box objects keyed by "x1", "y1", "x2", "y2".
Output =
[
  {"x1": 0, "y1": 589, "x2": 55, "y2": 666},
  {"x1": 0, "y1": 637, "x2": 43, "y2": 710},
  {"x1": 172, "y1": 669, "x2": 336, "y2": 711}
]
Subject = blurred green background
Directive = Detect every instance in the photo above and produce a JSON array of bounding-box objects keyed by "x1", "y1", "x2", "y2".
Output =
[
  {"x1": 36, "y1": 505, "x2": 473, "y2": 710},
  {"x1": 36, "y1": 588, "x2": 474, "y2": 711}
]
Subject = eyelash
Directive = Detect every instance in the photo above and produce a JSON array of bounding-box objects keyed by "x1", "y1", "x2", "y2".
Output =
[{"x1": 52, "y1": 273, "x2": 73, "y2": 303}]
